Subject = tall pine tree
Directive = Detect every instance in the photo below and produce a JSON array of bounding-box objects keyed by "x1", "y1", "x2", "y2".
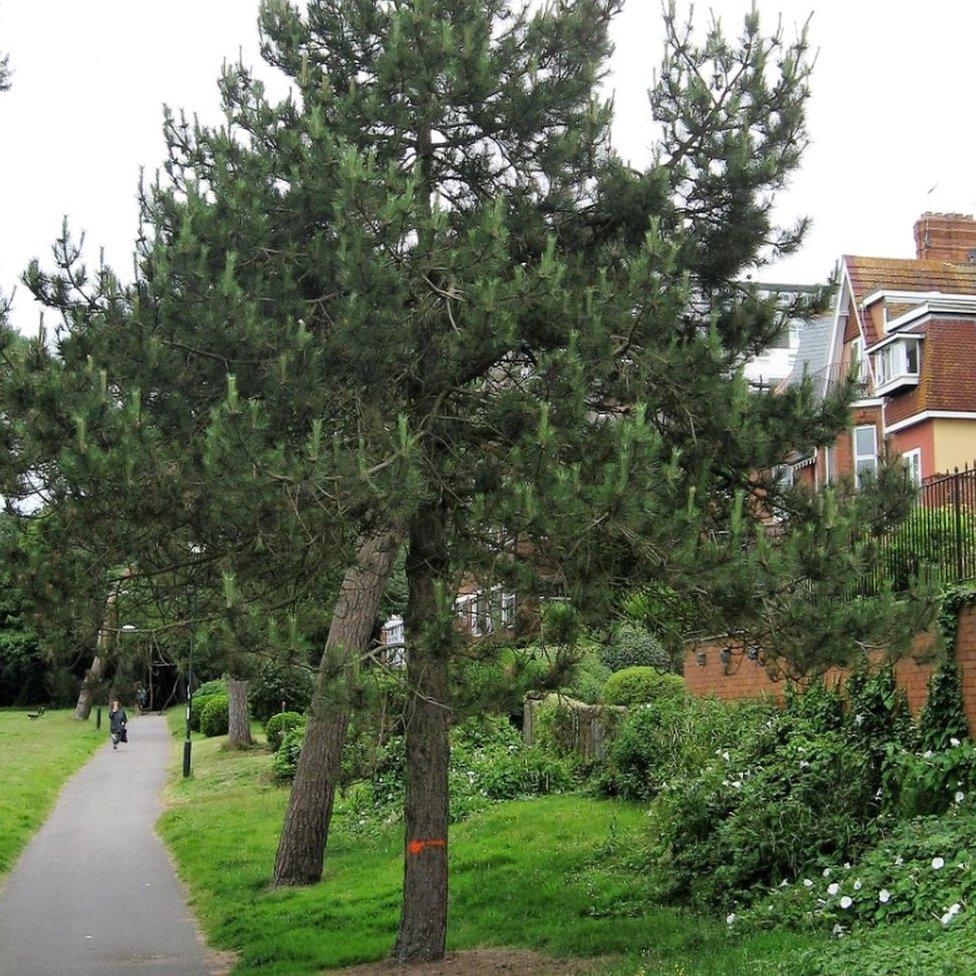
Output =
[{"x1": 0, "y1": 1, "x2": 933, "y2": 962}]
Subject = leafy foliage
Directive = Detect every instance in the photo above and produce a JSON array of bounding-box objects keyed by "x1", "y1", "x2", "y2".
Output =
[
  {"x1": 602, "y1": 666, "x2": 684, "y2": 707},
  {"x1": 919, "y1": 660, "x2": 969, "y2": 753},
  {"x1": 650, "y1": 674, "x2": 920, "y2": 909},
  {"x1": 597, "y1": 696, "x2": 774, "y2": 802},
  {"x1": 600, "y1": 622, "x2": 672, "y2": 673},
  {"x1": 266, "y1": 711, "x2": 306, "y2": 753},
  {"x1": 248, "y1": 661, "x2": 313, "y2": 724},
  {"x1": 199, "y1": 694, "x2": 230, "y2": 738}
]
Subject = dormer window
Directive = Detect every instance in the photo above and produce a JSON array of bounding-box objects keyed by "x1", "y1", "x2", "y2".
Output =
[{"x1": 872, "y1": 337, "x2": 921, "y2": 394}]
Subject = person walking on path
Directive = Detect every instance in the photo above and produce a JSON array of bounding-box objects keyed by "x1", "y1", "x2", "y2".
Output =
[{"x1": 109, "y1": 699, "x2": 128, "y2": 750}]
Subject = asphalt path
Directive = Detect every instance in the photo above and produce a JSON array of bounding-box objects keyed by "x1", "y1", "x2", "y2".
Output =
[{"x1": 0, "y1": 714, "x2": 213, "y2": 976}]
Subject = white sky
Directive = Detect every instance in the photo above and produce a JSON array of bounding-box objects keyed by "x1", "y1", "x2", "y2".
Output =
[{"x1": 2, "y1": 1, "x2": 976, "y2": 332}]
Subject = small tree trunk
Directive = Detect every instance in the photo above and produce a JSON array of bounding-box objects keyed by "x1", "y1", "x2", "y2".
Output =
[
  {"x1": 227, "y1": 678, "x2": 252, "y2": 748},
  {"x1": 394, "y1": 507, "x2": 451, "y2": 963},
  {"x1": 74, "y1": 656, "x2": 104, "y2": 721},
  {"x1": 273, "y1": 530, "x2": 400, "y2": 887},
  {"x1": 74, "y1": 572, "x2": 131, "y2": 721}
]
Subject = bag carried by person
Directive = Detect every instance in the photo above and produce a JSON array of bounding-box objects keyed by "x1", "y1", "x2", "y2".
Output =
[{"x1": 120, "y1": 726, "x2": 128, "y2": 743}]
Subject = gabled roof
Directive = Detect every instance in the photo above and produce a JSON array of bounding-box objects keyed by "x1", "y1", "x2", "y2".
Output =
[
  {"x1": 782, "y1": 315, "x2": 833, "y2": 397},
  {"x1": 844, "y1": 255, "x2": 976, "y2": 300}
]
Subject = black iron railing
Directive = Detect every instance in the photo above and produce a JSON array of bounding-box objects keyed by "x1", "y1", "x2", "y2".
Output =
[{"x1": 856, "y1": 464, "x2": 976, "y2": 596}]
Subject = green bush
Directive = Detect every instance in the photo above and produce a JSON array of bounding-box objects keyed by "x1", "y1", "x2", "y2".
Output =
[
  {"x1": 272, "y1": 725, "x2": 306, "y2": 781},
  {"x1": 649, "y1": 674, "x2": 922, "y2": 911},
  {"x1": 602, "y1": 666, "x2": 684, "y2": 707},
  {"x1": 249, "y1": 660, "x2": 314, "y2": 724},
  {"x1": 199, "y1": 694, "x2": 230, "y2": 738},
  {"x1": 566, "y1": 644, "x2": 611, "y2": 704},
  {"x1": 601, "y1": 622, "x2": 672, "y2": 673},
  {"x1": 188, "y1": 693, "x2": 217, "y2": 732},
  {"x1": 345, "y1": 714, "x2": 573, "y2": 826},
  {"x1": 654, "y1": 727, "x2": 880, "y2": 909},
  {"x1": 743, "y1": 804, "x2": 976, "y2": 934},
  {"x1": 266, "y1": 711, "x2": 306, "y2": 752},
  {"x1": 193, "y1": 679, "x2": 227, "y2": 700},
  {"x1": 884, "y1": 741, "x2": 976, "y2": 819},
  {"x1": 598, "y1": 696, "x2": 773, "y2": 802},
  {"x1": 919, "y1": 658, "x2": 969, "y2": 752}
]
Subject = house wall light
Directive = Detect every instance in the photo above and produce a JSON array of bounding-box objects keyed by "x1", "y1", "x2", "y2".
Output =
[{"x1": 696, "y1": 651, "x2": 707, "y2": 668}]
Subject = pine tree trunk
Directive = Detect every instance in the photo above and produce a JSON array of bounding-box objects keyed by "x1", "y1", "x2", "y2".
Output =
[
  {"x1": 227, "y1": 678, "x2": 252, "y2": 748},
  {"x1": 74, "y1": 574, "x2": 130, "y2": 720},
  {"x1": 394, "y1": 508, "x2": 451, "y2": 962},
  {"x1": 273, "y1": 530, "x2": 400, "y2": 887},
  {"x1": 73, "y1": 655, "x2": 104, "y2": 721}
]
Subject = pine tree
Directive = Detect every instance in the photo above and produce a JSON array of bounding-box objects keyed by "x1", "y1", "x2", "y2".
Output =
[{"x1": 0, "y1": 1, "x2": 934, "y2": 963}]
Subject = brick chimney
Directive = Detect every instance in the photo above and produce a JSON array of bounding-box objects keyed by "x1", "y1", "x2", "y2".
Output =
[{"x1": 914, "y1": 212, "x2": 976, "y2": 264}]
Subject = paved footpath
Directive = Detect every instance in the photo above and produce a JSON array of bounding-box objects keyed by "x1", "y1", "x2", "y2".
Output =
[{"x1": 0, "y1": 715, "x2": 214, "y2": 976}]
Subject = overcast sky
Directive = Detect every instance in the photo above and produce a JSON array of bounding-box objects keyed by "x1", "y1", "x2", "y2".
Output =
[{"x1": 2, "y1": 1, "x2": 976, "y2": 332}]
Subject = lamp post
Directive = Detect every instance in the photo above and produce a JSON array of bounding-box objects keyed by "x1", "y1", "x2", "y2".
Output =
[{"x1": 183, "y1": 619, "x2": 194, "y2": 778}]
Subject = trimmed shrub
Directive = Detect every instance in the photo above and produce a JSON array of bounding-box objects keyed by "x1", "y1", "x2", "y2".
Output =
[
  {"x1": 603, "y1": 666, "x2": 684, "y2": 707},
  {"x1": 249, "y1": 661, "x2": 314, "y2": 724},
  {"x1": 199, "y1": 694, "x2": 230, "y2": 738},
  {"x1": 266, "y1": 711, "x2": 306, "y2": 752},
  {"x1": 188, "y1": 693, "x2": 217, "y2": 732},
  {"x1": 601, "y1": 622, "x2": 672, "y2": 673},
  {"x1": 272, "y1": 725, "x2": 306, "y2": 781},
  {"x1": 193, "y1": 679, "x2": 227, "y2": 700}
]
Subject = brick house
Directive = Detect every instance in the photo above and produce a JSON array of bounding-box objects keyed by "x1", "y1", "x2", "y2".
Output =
[{"x1": 783, "y1": 213, "x2": 976, "y2": 488}]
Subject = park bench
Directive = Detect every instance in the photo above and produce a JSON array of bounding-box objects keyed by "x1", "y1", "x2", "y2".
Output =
[{"x1": 27, "y1": 706, "x2": 45, "y2": 720}]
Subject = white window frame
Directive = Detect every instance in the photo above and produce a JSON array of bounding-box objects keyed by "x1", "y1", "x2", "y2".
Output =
[
  {"x1": 873, "y1": 337, "x2": 921, "y2": 392},
  {"x1": 500, "y1": 591, "x2": 516, "y2": 627},
  {"x1": 902, "y1": 448, "x2": 923, "y2": 487},
  {"x1": 853, "y1": 425, "x2": 878, "y2": 488}
]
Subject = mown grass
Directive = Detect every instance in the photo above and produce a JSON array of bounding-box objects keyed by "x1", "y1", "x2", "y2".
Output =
[
  {"x1": 0, "y1": 707, "x2": 103, "y2": 878},
  {"x1": 159, "y1": 729, "x2": 839, "y2": 976}
]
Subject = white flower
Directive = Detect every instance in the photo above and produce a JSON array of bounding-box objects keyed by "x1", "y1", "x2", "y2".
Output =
[
  {"x1": 803, "y1": 879, "x2": 814, "y2": 888},
  {"x1": 940, "y1": 904, "x2": 961, "y2": 926},
  {"x1": 722, "y1": 751, "x2": 731, "y2": 762},
  {"x1": 950, "y1": 738, "x2": 961, "y2": 748},
  {"x1": 731, "y1": 781, "x2": 742, "y2": 790},
  {"x1": 895, "y1": 856, "x2": 904, "y2": 866},
  {"x1": 924, "y1": 750, "x2": 934, "y2": 759},
  {"x1": 779, "y1": 879, "x2": 789, "y2": 887},
  {"x1": 840, "y1": 896, "x2": 853, "y2": 909},
  {"x1": 932, "y1": 857, "x2": 945, "y2": 870},
  {"x1": 827, "y1": 883, "x2": 840, "y2": 896},
  {"x1": 822, "y1": 868, "x2": 832, "y2": 878},
  {"x1": 843, "y1": 862, "x2": 851, "y2": 870},
  {"x1": 955, "y1": 791, "x2": 966, "y2": 804},
  {"x1": 799, "y1": 760, "x2": 811, "y2": 769},
  {"x1": 879, "y1": 889, "x2": 891, "y2": 904},
  {"x1": 853, "y1": 879, "x2": 863, "y2": 891},
  {"x1": 832, "y1": 923, "x2": 845, "y2": 938},
  {"x1": 726, "y1": 913, "x2": 736, "y2": 925}
]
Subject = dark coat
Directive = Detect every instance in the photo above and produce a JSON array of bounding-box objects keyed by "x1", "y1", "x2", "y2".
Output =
[{"x1": 109, "y1": 708, "x2": 127, "y2": 734}]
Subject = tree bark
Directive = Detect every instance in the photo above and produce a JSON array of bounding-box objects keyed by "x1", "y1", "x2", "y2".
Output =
[
  {"x1": 227, "y1": 678, "x2": 252, "y2": 748},
  {"x1": 74, "y1": 572, "x2": 131, "y2": 721},
  {"x1": 272, "y1": 530, "x2": 401, "y2": 887},
  {"x1": 394, "y1": 507, "x2": 451, "y2": 962}
]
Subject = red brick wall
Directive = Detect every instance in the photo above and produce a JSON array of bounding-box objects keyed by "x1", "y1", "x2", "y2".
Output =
[{"x1": 683, "y1": 607, "x2": 976, "y2": 733}]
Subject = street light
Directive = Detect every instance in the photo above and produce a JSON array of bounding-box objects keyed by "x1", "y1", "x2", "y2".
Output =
[
  {"x1": 183, "y1": 619, "x2": 194, "y2": 778},
  {"x1": 184, "y1": 543, "x2": 201, "y2": 779}
]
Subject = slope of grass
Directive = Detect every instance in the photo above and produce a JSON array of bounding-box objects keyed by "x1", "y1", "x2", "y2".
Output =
[
  {"x1": 158, "y1": 732, "x2": 837, "y2": 976},
  {"x1": 0, "y1": 708, "x2": 103, "y2": 878}
]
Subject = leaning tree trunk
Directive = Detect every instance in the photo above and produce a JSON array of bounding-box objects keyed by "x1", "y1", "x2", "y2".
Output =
[
  {"x1": 227, "y1": 678, "x2": 252, "y2": 748},
  {"x1": 74, "y1": 571, "x2": 131, "y2": 721},
  {"x1": 273, "y1": 530, "x2": 400, "y2": 887},
  {"x1": 394, "y1": 507, "x2": 451, "y2": 963}
]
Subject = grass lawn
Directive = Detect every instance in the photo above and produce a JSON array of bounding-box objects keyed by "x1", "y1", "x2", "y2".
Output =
[
  {"x1": 159, "y1": 727, "x2": 838, "y2": 976},
  {"x1": 0, "y1": 707, "x2": 103, "y2": 879}
]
